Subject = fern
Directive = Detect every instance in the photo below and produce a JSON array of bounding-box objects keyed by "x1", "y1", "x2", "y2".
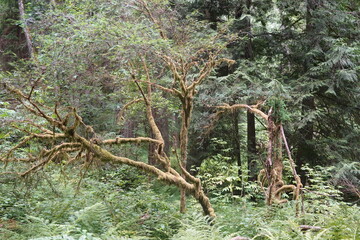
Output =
[
  {"x1": 73, "y1": 202, "x2": 112, "y2": 234},
  {"x1": 15, "y1": 215, "x2": 77, "y2": 239},
  {"x1": 171, "y1": 213, "x2": 230, "y2": 240}
]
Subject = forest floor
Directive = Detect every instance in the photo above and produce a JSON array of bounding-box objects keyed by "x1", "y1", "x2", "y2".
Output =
[{"x1": 0, "y1": 163, "x2": 359, "y2": 240}]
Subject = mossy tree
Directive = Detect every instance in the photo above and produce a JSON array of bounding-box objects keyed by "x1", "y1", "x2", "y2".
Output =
[
  {"x1": 215, "y1": 92, "x2": 302, "y2": 206},
  {"x1": 0, "y1": 0, "x2": 234, "y2": 218}
]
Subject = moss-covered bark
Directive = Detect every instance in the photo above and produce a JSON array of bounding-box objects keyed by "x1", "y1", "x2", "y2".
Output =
[
  {"x1": 216, "y1": 103, "x2": 303, "y2": 205},
  {"x1": 3, "y1": 79, "x2": 217, "y2": 218}
]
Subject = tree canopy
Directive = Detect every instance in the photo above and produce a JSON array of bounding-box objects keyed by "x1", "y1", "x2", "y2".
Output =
[{"x1": 0, "y1": 0, "x2": 359, "y2": 239}]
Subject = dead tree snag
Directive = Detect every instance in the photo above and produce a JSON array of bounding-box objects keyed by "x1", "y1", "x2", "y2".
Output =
[{"x1": 216, "y1": 102, "x2": 303, "y2": 206}]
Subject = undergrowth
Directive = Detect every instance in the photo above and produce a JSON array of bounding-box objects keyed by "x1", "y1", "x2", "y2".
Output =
[{"x1": 0, "y1": 163, "x2": 359, "y2": 240}]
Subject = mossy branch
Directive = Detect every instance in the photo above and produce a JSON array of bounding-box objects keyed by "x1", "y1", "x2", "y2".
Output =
[{"x1": 3, "y1": 84, "x2": 216, "y2": 218}]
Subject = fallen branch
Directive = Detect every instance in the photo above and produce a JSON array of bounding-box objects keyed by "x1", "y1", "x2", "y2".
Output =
[{"x1": 299, "y1": 225, "x2": 322, "y2": 231}]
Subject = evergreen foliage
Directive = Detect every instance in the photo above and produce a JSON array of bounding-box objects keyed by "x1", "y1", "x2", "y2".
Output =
[{"x1": 1, "y1": 0, "x2": 359, "y2": 239}]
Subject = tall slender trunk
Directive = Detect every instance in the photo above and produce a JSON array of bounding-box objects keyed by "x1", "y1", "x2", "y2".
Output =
[
  {"x1": 296, "y1": 0, "x2": 322, "y2": 184},
  {"x1": 297, "y1": 97, "x2": 315, "y2": 184},
  {"x1": 159, "y1": 109, "x2": 170, "y2": 155},
  {"x1": 231, "y1": 110, "x2": 243, "y2": 195},
  {"x1": 232, "y1": 110, "x2": 242, "y2": 179},
  {"x1": 18, "y1": 0, "x2": 34, "y2": 59},
  {"x1": 236, "y1": 0, "x2": 257, "y2": 181},
  {"x1": 245, "y1": 17, "x2": 257, "y2": 180},
  {"x1": 247, "y1": 111, "x2": 257, "y2": 180}
]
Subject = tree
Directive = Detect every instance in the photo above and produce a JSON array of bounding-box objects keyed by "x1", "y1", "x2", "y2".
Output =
[
  {"x1": 0, "y1": 0, "x2": 234, "y2": 218},
  {"x1": 216, "y1": 98, "x2": 302, "y2": 206},
  {"x1": 275, "y1": 0, "x2": 360, "y2": 182}
]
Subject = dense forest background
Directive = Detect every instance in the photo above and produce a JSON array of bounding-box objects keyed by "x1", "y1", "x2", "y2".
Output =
[{"x1": 0, "y1": 0, "x2": 359, "y2": 239}]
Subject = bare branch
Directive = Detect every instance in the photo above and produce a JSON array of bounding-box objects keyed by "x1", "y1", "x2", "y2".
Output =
[
  {"x1": 102, "y1": 137, "x2": 162, "y2": 145},
  {"x1": 216, "y1": 103, "x2": 268, "y2": 121},
  {"x1": 280, "y1": 125, "x2": 303, "y2": 200},
  {"x1": 12, "y1": 120, "x2": 55, "y2": 134},
  {"x1": 161, "y1": 55, "x2": 186, "y2": 93},
  {"x1": 5, "y1": 84, "x2": 64, "y2": 130},
  {"x1": 1, "y1": 135, "x2": 35, "y2": 162},
  {"x1": 117, "y1": 98, "x2": 143, "y2": 123},
  {"x1": 20, "y1": 142, "x2": 81, "y2": 176},
  {"x1": 131, "y1": 78, "x2": 176, "y2": 95},
  {"x1": 136, "y1": 0, "x2": 166, "y2": 40}
]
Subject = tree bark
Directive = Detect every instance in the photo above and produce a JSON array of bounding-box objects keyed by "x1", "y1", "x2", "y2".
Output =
[
  {"x1": 232, "y1": 110, "x2": 242, "y2": 179},
  {"x1": 247, "y1": 111, "x2": 257, "y2": 181},
  {"x1": 296, "y1": 96, "x2": 315, "y2": 184},
  {"x1": 236, "y1": 0, "x2": 257, "y2": 182},
  {"x1": 148, "y1": 108, "x2": 170, "y2": 165},
  {"x1": 217, "y1": 103, "x2": 302, "y2": 205},
  {"x1": 18, "y1": 0, "x2": 34, "y2": 59},
  {"x1": 179, "y1": 96, "x2": 193, "y2": 213},
  {"x1": 158, "y1": 108, "x2": 170, "y2": 155},
  {"x1": 296, "y1": 0, "x2": 323, "y2": 183}
]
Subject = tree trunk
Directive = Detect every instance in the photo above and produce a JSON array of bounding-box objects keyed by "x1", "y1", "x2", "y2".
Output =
[
  {"x1": 5, "y1": 81, "x2": 217, "y2": 218},
  {"x1": 179, "y1": 97, "x2": 193, "y2": 213},
  {"x1": 247, "y1": 111, "x2": 257, "y2": 181},
  {"x1": 236, "y1": 0, "x2": 257, "y2": 182},
  {"x1": 296, "y1": 96, "x2": 315, "y2": 184},
  {"x1": 18, "y1": 0, "x2": 34, "y2": 59},
  {"x1": 216, "y1": 104, "x2": 302, "y2": 205},
  {"x1": 296, "y1": 0, "x2": 323, "y2": 184},
  {"x1": 232, "y1": 110, "x2": 241, "y2": 177},
  {"x1": 148, "y1": 108, "x2": 170, "y2": 165},
  {"x1": 158, "y1": 108, "x2": 170, "y2": 155},
  {"x1": 232, "y1": 110, "x2": 243, "y2": 195},
  {"x1": 265, "y1": 118, "x2": 284, "y2": 205}
]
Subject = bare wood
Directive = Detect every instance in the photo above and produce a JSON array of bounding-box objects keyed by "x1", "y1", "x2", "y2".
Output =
[
  {"x1": 117, "y1": 98, "x2": 143, "y2": 123},
  {"x1": 3, "y1": 54, "x2": 221, "y2": 218},
  {"x1": 274, "y1": 184, "x2": 296, "y2": 196},
  {"x1": 5, "y1": 84, "x2": 64, "y2": 130},
  {"x1": 216, "y1": 103, "x2": 268, "y2": 121},
  {"x1": 280, "y1": 125, "x2": 303, "y2": 201},
  {"x1": 102, "y1": 137, "x2": 162, "y2": 145},
  {"x1": 134, "y1": 78, "x2": 165, "y2": 147},
  {"x1": 217, "y1": 102, "x2": 301, "y2": 206},
  {"x1": 11, "y1": 126, "x2": 66, "y2": 139},
  {"x1": 299, "y1": 225, "x2": 322, "y2": 231},
  {"x1": 161, "y1": 55, "x2": 186, "y2": 93},
  {"x1": 159, "y1": 51, "x2": 231, "y2": 214},
  {"x1": 12, "y1": 120, "x2": 56, "y2": 134},
  {"x1": 129, "y1": 78, "x2": 177, "y2": 95},
  {"x1": 74, "y1": 132, "x2": 215, "y2": 217}
]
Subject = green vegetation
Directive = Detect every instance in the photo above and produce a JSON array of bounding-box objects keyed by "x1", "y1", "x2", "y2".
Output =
[
  {"x1": 1, "y1": 0, "x2": 359, "y2": 239},
  {"x1": 0, "y1": 164, "x2": 359, "y2": 239}
]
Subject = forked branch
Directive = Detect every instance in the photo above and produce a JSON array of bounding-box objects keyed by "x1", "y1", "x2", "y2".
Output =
[{"x1": 2, "y1": 84, "x2": 216, "y2": 218}]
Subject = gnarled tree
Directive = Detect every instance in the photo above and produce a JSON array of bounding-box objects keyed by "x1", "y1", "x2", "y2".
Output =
[
  {"x1": 1, "y1": 82, "x2": 216, "y2": 217},
  {"x1": 216, "y1": 101, "x2": 303, "y2": 206},
  {"x1": 0, "y1": 0, "x2": 233, "y2": 218}
]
